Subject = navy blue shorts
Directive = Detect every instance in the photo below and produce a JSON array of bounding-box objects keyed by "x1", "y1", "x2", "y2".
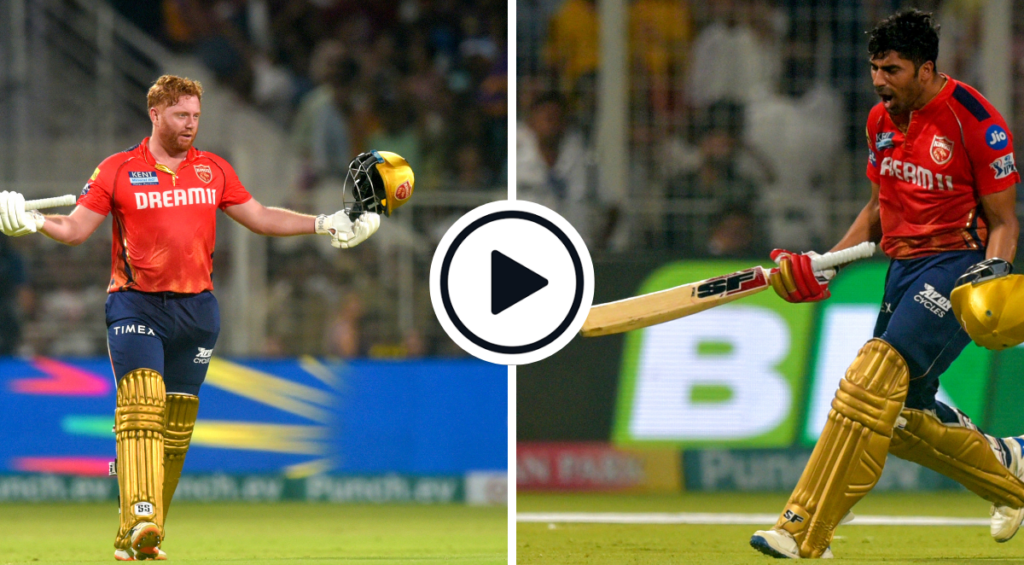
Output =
[
  {"x1": 105, "y1": 290, "x2": 221, "y2": 396},
  {"x1": 873, "y1": 249, "x2": 985, "y2": 411}
]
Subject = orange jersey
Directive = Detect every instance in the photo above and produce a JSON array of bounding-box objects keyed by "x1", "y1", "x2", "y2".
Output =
[
  {"x1": 866, "y1": 77, "x2": 1019, "y2": 259},
  {"x1": 77, "y1": 138, "x2": 252, "y2": 294}
]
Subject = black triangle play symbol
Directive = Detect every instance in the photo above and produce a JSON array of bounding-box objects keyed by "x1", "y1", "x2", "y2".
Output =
[{"x1": 491, "y1": 250, "x2": 548, "y2": 315}]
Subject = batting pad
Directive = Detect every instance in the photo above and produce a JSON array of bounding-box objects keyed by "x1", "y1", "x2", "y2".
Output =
[
  {"x1": 775, "y1": 339, "x2": 908, "y2": 558},
  {"x1": 114, "y1": 369, "x2": 166, "y2": 547},
  {"x1": 890, "y1": 408, "x2": 1024, "y2": 508},
  {"x1": 163, "y1": 393, "x2": 199, "y2": 521}
]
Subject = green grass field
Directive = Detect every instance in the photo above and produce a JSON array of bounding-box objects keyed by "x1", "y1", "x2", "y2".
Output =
[
  {"x1": 518, "y1": 492, "x2": 1024, "y2": 564},
  {"x1": 0, "y1": 503, "x2": 506, "y2": 564}
]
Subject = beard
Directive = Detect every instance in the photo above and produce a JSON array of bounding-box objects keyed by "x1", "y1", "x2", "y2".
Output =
[{"x1": 157, "y1": 126, "x2": 196, "y2": 155}]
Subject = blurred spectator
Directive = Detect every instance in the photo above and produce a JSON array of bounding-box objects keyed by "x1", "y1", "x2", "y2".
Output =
[
  {"x1": 659, "y1": 102, "x2": 766, "y2": 250},
  {"x1": 686, "y1": 0, "x2": 783, "y2": 108},
  {"x1": 544, "y1": 0, "x2": 599, "y2": 99},
  {"x1": 630, "y1": 0, "x2": 693, "y2": 121},
  {"x1": 326, "y1": 292, "x2": 365, "y2": 358},
  {"x1": 366, "y1": 97, "x2": 423, "y2": 177},
  {"x1": 517, "y1": 93, "x2": 619, "y2": 249},
  {"x1": 309, "y1": 57, "x2": 361, "y2": 183},
  {"x1": 0, "y1": 237, "x2": 30, "y2": 355},
  {"x1": 705, "y1": 205, "x2": 762, "y2": 258}
]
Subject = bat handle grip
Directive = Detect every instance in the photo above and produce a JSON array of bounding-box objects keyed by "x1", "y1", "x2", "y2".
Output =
[
  {"x1": 25, "y1": 194, "x2": 77, "y2": 211},
  {"x1": 811, "y1": 241, "x2": 876, "y2": 271}
]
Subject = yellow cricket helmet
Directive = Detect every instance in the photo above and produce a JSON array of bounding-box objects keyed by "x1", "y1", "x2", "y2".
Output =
[
  {"x1": 346, "y1": 150, "x2": 414, "y2": 217},
  {"x1": 951, "y1": 272, "x2": 1024, "y2": 351}
]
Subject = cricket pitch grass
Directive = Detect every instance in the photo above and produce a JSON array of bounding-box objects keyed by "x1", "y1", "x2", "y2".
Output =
[
  {"x1": 518, "y1": 492, "x2": 1024, "y2": 564},
  {"x1": 0, "y1": 502, "x2": 506, "y2": 564}
]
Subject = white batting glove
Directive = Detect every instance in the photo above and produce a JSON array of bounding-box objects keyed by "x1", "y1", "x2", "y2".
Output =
[
  {"x1": 0, "y1": 191, "x2": 44, "y2": 237},
  {"x1": 315, "y1": 211, "x2": 381, "y2": 249}
]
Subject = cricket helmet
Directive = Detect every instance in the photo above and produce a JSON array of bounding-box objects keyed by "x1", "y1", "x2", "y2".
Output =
[
  {"x1": 951, "y1": 273, "x2": 1024, "y2": 350},
  {"x1": 346, "y1": 150, "x2": 414, "y2": 217}
]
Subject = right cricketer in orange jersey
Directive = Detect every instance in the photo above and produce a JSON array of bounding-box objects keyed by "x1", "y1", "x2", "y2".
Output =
[
  {"x1": 78, "y1": 139, "x2": 252, "y2": 294},
  {"x1": 0, "y1": 74, "x2": 414, "y2": 561},
  {"x1": 751, "y1": 10, "x2": 1023, "y2": 559}
]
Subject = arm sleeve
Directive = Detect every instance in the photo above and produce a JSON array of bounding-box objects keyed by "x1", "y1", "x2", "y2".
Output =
[
  {"x1": 965, "y1": 110, "x2": 1020, "y2": 196},
  {"x1": 211, "y1": 156, "x2": 254, "y2": 210},
  {"x1": 76, "y1": 160, "x2": 117, "y2": 216},
  {"x1": 865, "y1": 125, "x2": 881, "y2": 184}
]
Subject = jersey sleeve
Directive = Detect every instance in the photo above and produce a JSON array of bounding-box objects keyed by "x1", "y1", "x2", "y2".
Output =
[
  {"x1": 76, "y1": 156, "x2": 120, "y2": 216},
  {"x1": 209, "y1": 155, "x2": 253, "y2": 210},
  {"x1": 865, "y1": 109, "x2": 882, "y2": 184},
  {"x1": 964, "y1": 104, "x2": 1020, "y2": 196}
]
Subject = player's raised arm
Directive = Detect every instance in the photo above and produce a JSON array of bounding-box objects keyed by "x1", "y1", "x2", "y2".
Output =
[
  {"x1": 0, "y1": 191, "x2": 105, "y2": 246},
  {"x1": 223, "y1": 197, "x2": 381, "y2": 249}
]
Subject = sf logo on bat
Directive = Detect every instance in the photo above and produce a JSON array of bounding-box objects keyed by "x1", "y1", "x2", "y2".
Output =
[{"x1": 693, "y1": 268, "x2": 761, "y2": 299}]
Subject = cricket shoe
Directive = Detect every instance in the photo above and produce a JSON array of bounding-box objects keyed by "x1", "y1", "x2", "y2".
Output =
[
  {"x1": 992, "y1": 436, "x2": 1024, "y2": 542},
  {"x1": 750, "y1": 529, "x2": 833, "y2": 559},
  {"x1": 114, "y1": 548, "x2": 166, "y2": 561},
  {"x1": 115, "y1": 522, "x2": 164, "y2": 561}
]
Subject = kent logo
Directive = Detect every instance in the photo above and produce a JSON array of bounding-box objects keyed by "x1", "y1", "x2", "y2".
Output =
[
  {"x1": 695, "y1": 269, "x2": 757, "y2": 298},
  {"x1": 128, "y1": 171, "x2": 159, "y2": 186},
  {"x1": 876, "y1": 132, "x2": 894, "y2": 150}
]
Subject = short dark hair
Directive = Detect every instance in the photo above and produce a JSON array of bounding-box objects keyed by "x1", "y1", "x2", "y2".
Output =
[{"x1": 867, "y1": 9, "x2": 940, "y2": 70}]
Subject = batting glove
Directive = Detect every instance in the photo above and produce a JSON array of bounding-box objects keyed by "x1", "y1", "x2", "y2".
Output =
[
  {"x1": 0, "y1": 191, "x2": 44, "y2": 237},
  {"x1": 768, "y1": 248, "x2": 836, "y2": 303},
  {"x1": 315, "y1": 210, "x2": 381, "y2": 249}
]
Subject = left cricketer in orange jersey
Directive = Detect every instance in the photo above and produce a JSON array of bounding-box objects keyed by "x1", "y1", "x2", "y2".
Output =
[{"x1": 0, "y1": 74, "x2": 392, "y2": 561}]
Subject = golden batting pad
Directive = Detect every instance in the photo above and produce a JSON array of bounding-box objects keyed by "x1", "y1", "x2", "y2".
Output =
[
  {"x1": 114, "y1": 369, "x2": 166, "y2": 546},
  {"x1": 775, "y1": 339, "x2": 908, "y2": 558},
  {"x1": 889, "y1": 408, "x2": 1024, "y2": 508},
  {"x1": 163, "y1": 393, "x2": 199, "y2": 521}
]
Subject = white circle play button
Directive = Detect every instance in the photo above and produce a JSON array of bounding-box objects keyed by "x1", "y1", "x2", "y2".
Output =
[{"x1": 430, "y1": 200, "x2": 595, "y2": 365}]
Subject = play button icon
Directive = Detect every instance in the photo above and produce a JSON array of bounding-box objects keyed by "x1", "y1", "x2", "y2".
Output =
[
  {"x1": 491, "y1": 251, "x2": 548, "y2": 315},
  {"x1": 430, "y1": 200, "x2": 594, "y2": 365}
]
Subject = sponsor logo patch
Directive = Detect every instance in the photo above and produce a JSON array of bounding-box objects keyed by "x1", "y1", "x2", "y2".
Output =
[
  {"x1": 90, "y1": 168, "x2": 101, "y2": 181},
  {"x1": 693, "y1": 268, "x2": 766, "y2": 299},
  {"x1": 129, "y1": 171, "x2": 159, "y2": 186},
  {"x1": 783, "y1": 510, "x2": 805, "y2": 524},
  {"x1": 81, "y1": 183, "x2": 91, "y2": 197},
  {"x1": 194, "y1": 347, "x2": 214, "y2": 364},
  {"x1": 987, "y1": 124, "x2": 1009, "y2": 150},
  {"x1": 991, "y1": 154, "x2": 1017, "y2": 180},
  {"x1": 876, "y1": 132, "x2": 895, "y2": 150},
  {"x1": 194, "y1": 164, "x2": 213, "y2": 184},
  {"x1": 868, "y1": 151, "x2": 877, "y2": 167},
  {"x1": 394, "y1": 180, "x2": 411, "y2": 201},
  {"x1": 914, "y1": 283, "x2": 952, "y2": 318},
  {"x1": 111, "y1": 324, "x2": 156, "y2": 336},
  {"x1": 930, "y1": 135, "x2": 954, "y2": 165},
  {"x1": 133, "y1": 502, "x2": 154, "y2": 517}
]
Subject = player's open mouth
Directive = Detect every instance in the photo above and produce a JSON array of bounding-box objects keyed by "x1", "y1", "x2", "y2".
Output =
[{"x1": 879, "y1": 93, "x2": 894, "y2": 109}]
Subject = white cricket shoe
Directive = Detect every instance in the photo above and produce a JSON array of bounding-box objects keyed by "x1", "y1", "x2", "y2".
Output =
[
  {"x1": 750, "y1": 528, "x2": 833, "y2": 559},
  {"x1": 992, "y1": 437, "x2": 1024, "y2": 542}
]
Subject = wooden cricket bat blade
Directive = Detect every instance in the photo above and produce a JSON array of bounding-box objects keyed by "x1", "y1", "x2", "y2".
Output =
[{"x1": 580, "y1": 266, "x2": 770, "y2": 337}]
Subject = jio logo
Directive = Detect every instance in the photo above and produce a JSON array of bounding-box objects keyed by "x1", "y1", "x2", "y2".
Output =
[{"x1": 987, "y1": 124, "x2": 1009, "y2": 150}]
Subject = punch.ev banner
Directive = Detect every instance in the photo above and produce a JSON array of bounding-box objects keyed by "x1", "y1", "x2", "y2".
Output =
[
  {"x1": 0, "y1": 358, "x2": 506, "y2": 476},
  {"x1": 614, "y1": 261, "x2": 1023, "y2": 448}
]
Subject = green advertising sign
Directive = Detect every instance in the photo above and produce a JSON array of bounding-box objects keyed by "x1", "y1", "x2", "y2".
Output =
[
  {"x1": 614, "y1": 262, "x2": 816, "y2": 447},
  {"x1": 614, "y1": 260, "x2": 1022, "y2": 449}
]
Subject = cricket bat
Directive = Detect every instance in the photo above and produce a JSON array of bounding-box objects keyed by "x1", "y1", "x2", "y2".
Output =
[
  {"x1": 25, "y1": 194, "x2": 77, "y2": 210},
  {"x1": 580, "y1": 242, "x2": 877, "y2": 337}
]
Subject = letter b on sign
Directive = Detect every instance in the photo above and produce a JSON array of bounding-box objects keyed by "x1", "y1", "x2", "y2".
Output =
[{"x1": 627, "y1": 306, "x2": 792, "y2": 441}]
